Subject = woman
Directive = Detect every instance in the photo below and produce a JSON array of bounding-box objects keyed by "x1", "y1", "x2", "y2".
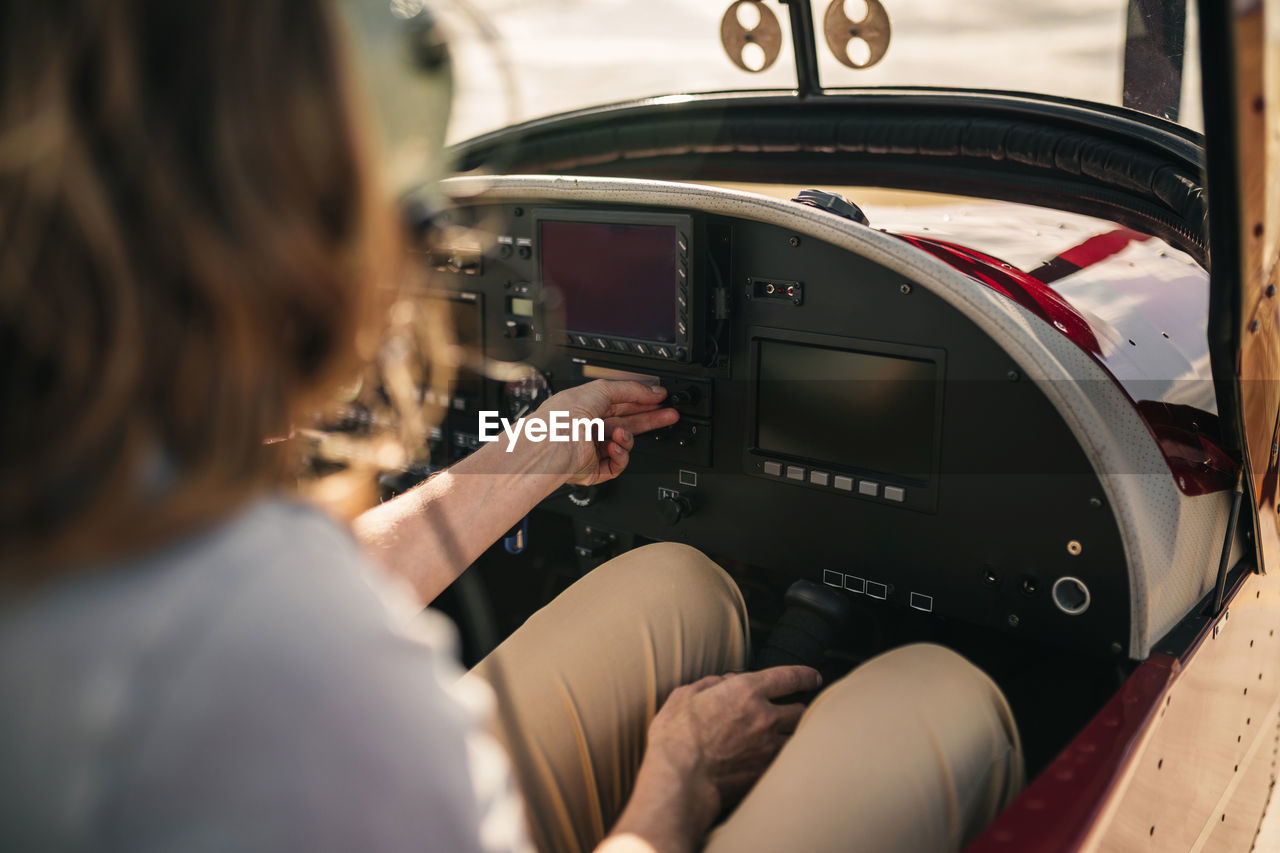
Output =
[{"x1": 0, "y1": 2, "x2": 1022, "y2": 851}]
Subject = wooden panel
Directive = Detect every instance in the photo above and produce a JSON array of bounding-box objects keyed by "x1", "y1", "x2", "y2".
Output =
[
  {"x1": 1235, "y1": 0, "x2": 1280, "y2": 523},
  {"x1": 1202, "y1": 713, "x2": 1278, "y2": 852},
  {"x1": 1086, "y1": 568, "x2": 1280, "y2": 851}
]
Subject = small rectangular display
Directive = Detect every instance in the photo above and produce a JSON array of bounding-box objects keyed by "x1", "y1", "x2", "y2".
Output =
[
  {"x1": 539, "y1": 220, "x2": 678, "y2": 343},
  {"x1": 756, "y1": 340, "x2": 938, "y2": 480}
]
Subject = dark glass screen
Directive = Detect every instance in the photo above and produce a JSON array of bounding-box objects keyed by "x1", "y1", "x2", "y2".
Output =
[
  {"x1": 540, "y1": 220, "x2": 677, "y2": 342},
  {"x1": 756, "y1": 340, "x2": 938, "y2": 479},
  {"x1": 446, "y1": 298, "x2": 483, "y2": 405}
]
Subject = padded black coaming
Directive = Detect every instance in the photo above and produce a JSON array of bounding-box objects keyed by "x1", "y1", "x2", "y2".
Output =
[{"x1": 467, "y1": 111, "x2": 1206, "y2": 256}]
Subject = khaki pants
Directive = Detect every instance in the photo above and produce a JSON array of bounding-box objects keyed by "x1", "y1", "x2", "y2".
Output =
[{"x1": 470, "y1": 543, "x2": 1024, "y2": 853}]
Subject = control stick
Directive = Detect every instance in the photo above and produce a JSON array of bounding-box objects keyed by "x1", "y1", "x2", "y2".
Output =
[{"x1": 753, "y1": 579, "x2": 855, "y2": 671}]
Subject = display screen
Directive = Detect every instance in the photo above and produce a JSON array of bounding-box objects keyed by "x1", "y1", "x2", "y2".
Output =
[
  {"x1": 540, "y1": 220, "x2": 677, "y2": 342},
  {"x1": 756, "y1": 340, "x2": 938, "y2": 480}
]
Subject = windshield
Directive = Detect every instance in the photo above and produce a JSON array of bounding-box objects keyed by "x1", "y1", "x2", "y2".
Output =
[{"x1": 437, "y1": 0, "x2": 1202, "y2": 143}]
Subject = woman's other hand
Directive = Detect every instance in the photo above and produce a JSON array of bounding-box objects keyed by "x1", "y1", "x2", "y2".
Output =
[{"x1": 603, "y1": 666, "x2": 823, "y2": 853}]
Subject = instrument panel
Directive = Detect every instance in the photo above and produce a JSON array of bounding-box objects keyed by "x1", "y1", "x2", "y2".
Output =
[{"x1": 427, "y1": 199, "x2": 1131, "y2": 658}]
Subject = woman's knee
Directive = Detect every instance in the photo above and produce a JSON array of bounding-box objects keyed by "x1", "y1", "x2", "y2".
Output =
[
  {"x1": 808, "y1": 643, "x2": 1023, "y2": 802},
  {"x1": 810, "y1": 642, "x2": 1016, "y2": 732},
  {"x1": 590, "y1": 541, "x2": 730, "y2": 596},
  {"x1": 588, "y1": 542, "x2": 749, "y2": 666}
]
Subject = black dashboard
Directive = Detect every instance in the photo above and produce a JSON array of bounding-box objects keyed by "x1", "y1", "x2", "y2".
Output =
[{"x1": 426, "y1": 198, "x2": 1131, "y2": 658}]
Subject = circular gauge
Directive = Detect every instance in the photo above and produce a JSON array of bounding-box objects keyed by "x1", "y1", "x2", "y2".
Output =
[{"x1": 502, "y1": 369, "x2": 552, "y2": 420}]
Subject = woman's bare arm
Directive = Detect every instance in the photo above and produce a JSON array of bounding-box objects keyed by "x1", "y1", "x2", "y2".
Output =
[{"x1": 352, "y1": 380, "x2": 677, "y2": 605}]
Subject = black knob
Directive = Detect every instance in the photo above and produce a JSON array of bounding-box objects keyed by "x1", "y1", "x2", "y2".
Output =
[
  {"x1": 782, "y1": 580, "x2": 856, "y2": 624},
  {"x1": 753, "y1": 580, "x2": 856, "y2": 672},
  {"x1": 567, "y1": 485, "x2": 599, "y2": 507},
  {"x1": 791, "y1": 189, "x2": 870, "y2": 226},
  {"x1": 658, "y1": 494, "x2": 694, "y2": 525},
  {"x1": 668, "y1": 387, "x2": 700, "y2": 407}
]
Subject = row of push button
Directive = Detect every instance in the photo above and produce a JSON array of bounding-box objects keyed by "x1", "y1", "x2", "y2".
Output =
[
  {"x1": 761, "y1": 461, "x2": 906, "y2": 503},
  {"x1": 564, "y1": 333, "x2": 685, "y2": 360},
  {"x1": 821, "y1": 570, "x2": 934, "y2": 612}
]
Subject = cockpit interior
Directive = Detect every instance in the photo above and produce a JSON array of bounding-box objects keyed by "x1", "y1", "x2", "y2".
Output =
[{"x1": 406, "y1": 141, "x2": 1233, "y2": 782}]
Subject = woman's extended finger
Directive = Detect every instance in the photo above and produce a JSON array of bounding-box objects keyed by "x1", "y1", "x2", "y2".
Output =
[
  {"x1": 608, "y1": 408, "x2": 679, "y2": 437},
  {"x1": 592, "y1": 379, "x2": 668, "y2": 407},
  {"x1": 741, "y1": 665, "x2": 823, "y2": 699},
  {"x1": 601, "y1": 401, "x2": 668, "y2": 417}
]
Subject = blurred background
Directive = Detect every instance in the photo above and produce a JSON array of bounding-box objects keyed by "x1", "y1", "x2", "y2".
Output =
[{"x1": 433, "y1": 0, "x2": 1204, "y2": 144}]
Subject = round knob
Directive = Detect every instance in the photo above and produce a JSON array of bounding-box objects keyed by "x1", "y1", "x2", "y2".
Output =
[
  {"x1": 658, "y1": 494, "x2": 694, "y2": 525},
  {"x1": 568, "y1": 485, "x2": 600, "y2": 508},
  {"x1": 668, "y1": 387, "x2": 700, "y2": 407}
]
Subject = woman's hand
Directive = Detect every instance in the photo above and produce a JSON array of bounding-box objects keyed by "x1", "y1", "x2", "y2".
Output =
[
  {"x1": 603, "y1": 666, "x2": 822, "y2": 853},
  {"x1": 536, "y1": 380, "x2": 679, "y2": 486}
]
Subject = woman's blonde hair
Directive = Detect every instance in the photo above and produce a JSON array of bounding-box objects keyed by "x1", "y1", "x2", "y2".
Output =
[{"x1": 0, "y1": 0, "x2": 407, "y2": 575}]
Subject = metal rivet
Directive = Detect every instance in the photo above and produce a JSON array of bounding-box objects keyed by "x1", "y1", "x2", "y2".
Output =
[
  {"x1": 788, "y1": 236, "x2": 801, "y2": 247},
  {"x1": 1067, "y1": 540, "x2": 1083, "y2": 556},
  {"x1": 1089, "y1": 497, "x2": 1103, "y2": 508},
  {"x1": 1008, "y1": 614, "x2": 1020, "y2": 627},
  {"x1": 513, "y1": 207, "x2": 524, "y2": 216},
  {"x1": 1110, "y1": 642, "x2": 1123, "y2": 654},
  {"x1": 1007, "y1": 370, "x2": 1020, "y2": 382},
  {"x1": 899, "y1": 283, "x2": 912, "y2": 295}
]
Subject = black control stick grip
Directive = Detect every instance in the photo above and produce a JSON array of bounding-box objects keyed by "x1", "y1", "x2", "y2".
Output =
[{"x1": 753, "y1": 580, "x2": 855, "y2": 671}]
